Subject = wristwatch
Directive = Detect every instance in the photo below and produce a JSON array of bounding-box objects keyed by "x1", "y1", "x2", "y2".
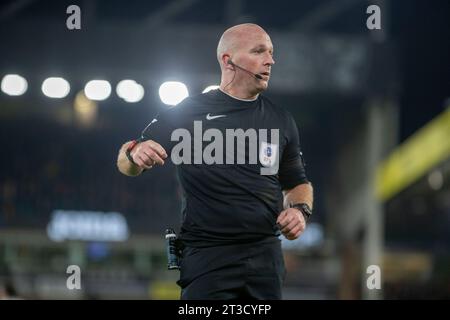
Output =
[{"x1": 290, "y1": 203, "x2": 312, "y2": 222}]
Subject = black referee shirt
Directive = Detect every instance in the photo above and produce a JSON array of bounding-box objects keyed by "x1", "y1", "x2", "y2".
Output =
[{"x1": 137, "y1": 89, "x2": 308, "y2": 247}]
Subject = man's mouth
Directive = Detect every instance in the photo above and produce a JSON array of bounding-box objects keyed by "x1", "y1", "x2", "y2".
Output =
[{"x1": 259, "y1": 72, "x2": 270, "y2": 79}]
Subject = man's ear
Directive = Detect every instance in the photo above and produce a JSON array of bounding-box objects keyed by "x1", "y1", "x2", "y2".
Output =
[{"x1": 222, "y1": 54, "x2": 233, "y2": 69}]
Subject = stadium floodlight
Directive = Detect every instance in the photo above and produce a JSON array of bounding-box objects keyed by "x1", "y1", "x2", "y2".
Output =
[
  {"x1": 202, "y1": 85, "x2": 219, "y2": 93},
  {"x1": 84, "y1": 80, "x2": 111, "y2": 101},
  {"x1": 116, "y1": 79, "x2": 145, "y2": 103},
  {"x1": 1, "y1": 74, "x2": 28, "y2": 96},
  {"x1": 159, "y1": 81, "x2": 189, "y2": 106},
  {"x1": 42, "y1": 77, "x2": 70, "y2": 98}
]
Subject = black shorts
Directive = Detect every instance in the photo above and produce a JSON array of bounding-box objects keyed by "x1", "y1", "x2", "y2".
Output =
[{"x1": 177, "y1": 237, "x2": 286, "y2": 300}]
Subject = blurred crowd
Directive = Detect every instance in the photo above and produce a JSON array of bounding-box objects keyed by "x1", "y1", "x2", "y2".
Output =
[{"x1": 0, "y1": 115, "x2": 180, "y2": 234}]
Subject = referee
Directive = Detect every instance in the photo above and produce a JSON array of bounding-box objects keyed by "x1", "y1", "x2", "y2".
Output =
[{"x1": 117, "y1": 23, "x2": 313, "y2": 300}]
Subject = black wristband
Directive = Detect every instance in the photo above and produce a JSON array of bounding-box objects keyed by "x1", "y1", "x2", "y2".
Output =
[
  {"x1": 126, "y1": 149, "x2": 136, "y2": 165},
  {"x1": 126, "y1": 140, "x2": 139, "y2": 165},
  {"x1": 290, "y1": 203, "x2": 312, "y2": 222}
]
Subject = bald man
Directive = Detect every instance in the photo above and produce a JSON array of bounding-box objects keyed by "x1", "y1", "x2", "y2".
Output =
[{"x1": 117, "y1": 23, "x2": 313, "y2": 300}]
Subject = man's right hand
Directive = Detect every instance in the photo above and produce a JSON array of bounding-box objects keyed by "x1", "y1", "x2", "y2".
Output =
[{"x1": 130, "y1": 140, "x2": 168, "y2": 169}]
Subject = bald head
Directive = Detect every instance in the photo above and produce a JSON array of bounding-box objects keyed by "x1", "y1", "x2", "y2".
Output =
[{"x1": 217, "y1": 23, "x2": 270, "y2": 68}]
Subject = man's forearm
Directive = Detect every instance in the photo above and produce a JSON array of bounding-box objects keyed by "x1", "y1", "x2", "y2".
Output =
[
  {"x1": 117, "y1": 141, "x2": 144, "y2": 177},
  {"x1": 283, "y1": 182, "x2": 314, "y2": 209}
]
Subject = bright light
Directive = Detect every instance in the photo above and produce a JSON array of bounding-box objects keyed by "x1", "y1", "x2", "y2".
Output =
[
  {"x1": 74, "y1": 90, "x2": 97, "y2": 127},
  {"x1": 159, "y1": 81, "x2": 189, "y2": 106},
  {"x1": 202, "y1": 85, "x2": 219, "y2": 93},
  {"x1": 47, "y1": 210, "x2": 129, "y2": 242},
  {"x1": 41, "y1": 77, "x2": 70, "y2": 98},
  {"x1": 116, "y1": 79, "x2": 145, "y2": 103},
  {"x1": 1, "y1": 74, "x2": 28, "y2": 96},
  {"x1": 84, "y1": 80, "x2": 111, "y2": 101},
  {"x1": 75, "y1": 90, "x2": 96, "y2": 114}
]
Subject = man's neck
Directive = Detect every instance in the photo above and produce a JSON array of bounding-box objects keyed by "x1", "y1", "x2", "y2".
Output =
[
  {"x1": 219, "y1": 84, "x2": 259, "y2": 101},
  {"x1": 219, "y1": 87, "x2": 259, "y2": 101}
]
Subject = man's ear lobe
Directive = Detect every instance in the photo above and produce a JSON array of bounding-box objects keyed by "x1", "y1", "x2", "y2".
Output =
[
  {"x1": 224, "y1": 56, "x2": 234, "y2": 70},
  {"x1": 222, "y1": 55, "x2": 231, "y2": 66}
]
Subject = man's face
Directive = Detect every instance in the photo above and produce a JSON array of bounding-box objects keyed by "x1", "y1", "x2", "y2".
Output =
[{"x1": 232, "y1": 30, "x2": 275, "y2": 93}]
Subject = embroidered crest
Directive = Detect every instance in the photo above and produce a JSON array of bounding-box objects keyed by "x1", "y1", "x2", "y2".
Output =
[{"x1": 259, "y1": 142, "x2": 278, "y2": 167}]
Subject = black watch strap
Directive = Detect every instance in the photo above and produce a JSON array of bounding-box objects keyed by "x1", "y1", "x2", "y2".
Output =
[
  {"x1": 290, "y1": 203, "x2": 312, "y2": 222},
  {"x1": 126, "y1": 149, "x2": 136, "y2": 165},
  {"x1": 126, "y1": 140, "x2": 139, "y2": 165}
]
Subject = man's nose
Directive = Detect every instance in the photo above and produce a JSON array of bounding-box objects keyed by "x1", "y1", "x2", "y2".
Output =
[{"x1": 265, "y1": 54, "x2": 275, "y2": 66}]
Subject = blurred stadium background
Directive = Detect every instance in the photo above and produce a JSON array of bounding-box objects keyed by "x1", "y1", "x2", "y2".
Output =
[{"x1": 0, "y1": 0, "x2": 449, "y2": 299}]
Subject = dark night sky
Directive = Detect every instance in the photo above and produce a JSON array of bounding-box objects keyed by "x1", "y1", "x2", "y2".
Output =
[{"x1": 390, "y1": 0, "x2": 450, "y2": 141}]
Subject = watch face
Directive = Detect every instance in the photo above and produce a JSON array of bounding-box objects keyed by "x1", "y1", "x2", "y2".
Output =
[
  {"x1": 291, "y1": 204, "x2": 312, "y2": 220},
  {"x1": 301, "y1": 204, "x2": 312, "y2": 215}
]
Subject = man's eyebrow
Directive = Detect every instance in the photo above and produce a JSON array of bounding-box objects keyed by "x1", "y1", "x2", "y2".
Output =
[{"x1": 251, "y1": 44, "x2": 273, "y2": 51}]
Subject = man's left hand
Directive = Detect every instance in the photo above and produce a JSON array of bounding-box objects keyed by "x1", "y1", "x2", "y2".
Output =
[{"x1": 276, "y1": 208, "x2": 306, "y2": 240}]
